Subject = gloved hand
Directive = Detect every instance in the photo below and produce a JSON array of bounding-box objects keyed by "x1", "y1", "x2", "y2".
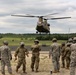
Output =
[
  {"x1": 10, "y1": 56, "x2": 12, "y2": 60},
  {"x1": 14, "y1": 57, "x2": 17, "y2": 61}
]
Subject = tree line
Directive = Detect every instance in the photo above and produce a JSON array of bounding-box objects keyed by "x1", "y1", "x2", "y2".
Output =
[{"x1": 0, "y1": 33, "x2": 76, "y2": 40}]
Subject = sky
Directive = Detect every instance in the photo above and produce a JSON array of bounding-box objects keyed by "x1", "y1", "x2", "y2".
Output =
[{"x1": 0, "y1": 0, "x2": 76, "y2": 34}]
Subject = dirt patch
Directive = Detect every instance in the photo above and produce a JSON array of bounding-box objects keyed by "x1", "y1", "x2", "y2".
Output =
[{"x1": 0, "y1": 51, "x2": 70, "y2": 75}]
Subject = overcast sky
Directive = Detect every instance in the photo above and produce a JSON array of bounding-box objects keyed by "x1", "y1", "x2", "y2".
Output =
[{"x1": 0, "y1": 0, "x2": 76, "y2": 34}]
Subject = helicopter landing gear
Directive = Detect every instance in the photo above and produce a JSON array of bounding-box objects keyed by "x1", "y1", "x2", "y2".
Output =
[{"x1": 36, "y1": 31, "x2": 38, "y2": 34}]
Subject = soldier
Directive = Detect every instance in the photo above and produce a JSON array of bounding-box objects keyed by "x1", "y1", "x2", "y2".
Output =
[
  {"x1": 31, "y1": 40, "x2": 41, "y2": 72},
  {"x1": 68, "y1": 38, "x2": 73, "y2": 45},
  {"x1": 0, "y1": 41, "x2": 12, "y2": 75},
  {"x1": 64, "y1": 43, "x2": 71, "y2": 69},
  {"x1": 70, "y1": 37, "x2": 76, "y2": 75},
  {"x1": 68, "y1": 38, "x2": 73, "y2": 43},
  {"x1": 14, "y1": 42, "x2": 29, "y2": 73},
  {"x1": 49, "y1": 38, "x2": 60, "y2": 73},
  {"x1": 61, "y1": 42, "x2": 66, "y2": 68}
]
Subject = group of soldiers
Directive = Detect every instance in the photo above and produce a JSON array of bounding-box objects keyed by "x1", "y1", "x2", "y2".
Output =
[
  {"x1": 0, "y1": 40, "x2": 41, "y2": 75},
  {"x1": 0, "y1": 37, "x2": 76, "y2": 75},
  {"x1": 49, "y1": 37, "x2": 76, "y2": 75}
]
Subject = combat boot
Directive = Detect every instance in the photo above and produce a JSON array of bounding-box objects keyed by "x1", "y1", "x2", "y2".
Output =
[
  {"x1": 16, "y1": 67, "x2": 18, "y2": 72},
  {"x1": 35, "y1": 69, "x2": 39, "y2": 72},
  {"x1": 2, "y1": 74, "x2": 5, "y2": 75},
  {"x1": 10, "y1": 74, "x2": 14, "y2": 75},
  {"x1": 61, "y1": 66, "x2": 65, "y2": 68},
  {"x1": 57, "y1": 70, "x2": 60, "y2": 73},
  {"x1": 32, "y1": 68, "x2": 34, "y2": 72},
  {"x1": 52, "y1": 70, "x2": 58, "y2": 73},
  {"x1": 1, "y1": 72, "x2": 5, "y2": 75},
  {"x1": 65, "y1": 67, "x2": 69, "y2": 69},
  {"x1": 61, "y1": 65, "x2": 65, "y2": 68},
  {"x1": 23, "y1": 71, "x2": 27, "y2": 74}
]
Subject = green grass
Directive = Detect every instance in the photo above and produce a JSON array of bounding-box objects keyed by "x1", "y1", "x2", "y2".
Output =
[{"x1": 0, "y1": 37, "x2": 66, "y2": 46}]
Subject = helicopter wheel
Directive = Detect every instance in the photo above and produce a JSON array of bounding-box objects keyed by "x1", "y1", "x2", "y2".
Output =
[
  {"x1": 36, "y1": 31, "x2": 38, "y2": 34},
  {"x1": 49, "y1": 32, "x2": 50, "y2": 35}
]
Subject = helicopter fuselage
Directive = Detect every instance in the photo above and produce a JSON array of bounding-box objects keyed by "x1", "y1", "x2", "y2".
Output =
[{"x1": 36, "y1": 22, "x2": 50, "y2": 33}]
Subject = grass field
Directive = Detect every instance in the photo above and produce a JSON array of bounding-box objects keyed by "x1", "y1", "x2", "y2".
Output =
[{"x1": 0, "y1": 37, "x2": 66, "y2": 46}]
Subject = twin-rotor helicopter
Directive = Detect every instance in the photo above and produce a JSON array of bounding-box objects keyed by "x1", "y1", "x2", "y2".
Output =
[{"x1": 11, "y1": 13, "x2": 71, "y2": 34}]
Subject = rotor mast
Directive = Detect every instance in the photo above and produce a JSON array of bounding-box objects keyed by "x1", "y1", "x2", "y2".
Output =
[
  {"x1": 38, "y1": 17, "x2": 43, "y2": 23},
  {"x1": 44, "y1": 19, "x2": 47, "y2": 24}
]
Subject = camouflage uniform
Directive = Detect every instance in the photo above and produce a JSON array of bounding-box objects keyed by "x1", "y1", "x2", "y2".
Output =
[
  {"x1": 64, "y1": 43, "x2": 71, "y2": 69},
  {"x1": 14, "y1": 42, "x2": 29, "y2": 73},
  {"x1": 0, "y1": 41, "x2": 12, "y2": 75},
  {"x1": 70, "y1": 37, "x2": 76, "y2": 75},
  {"x1": 68, "y1": 38, "x2": 73, "y2": 43},
  {"x1": 49, "y1": 38, "x2": 60, "y2": 73},
  {"x1": 31, "y1": 40, "x2": 41, "y2": 72},
  {"x1": 61, "y1": 43, "x2": 66, "y2": 68}
]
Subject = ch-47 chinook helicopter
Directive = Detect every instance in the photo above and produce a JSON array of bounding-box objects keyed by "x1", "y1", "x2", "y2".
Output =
[{"x1": 11, "y1": 13, "x2": 71, "y2": 34}]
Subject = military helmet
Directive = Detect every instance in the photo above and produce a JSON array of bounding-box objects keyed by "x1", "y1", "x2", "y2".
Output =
[
  {"x1": 34, "y1": 39, "x2": 39, "y2": 43},
  {"x1": 68, "y1": 38, "x2": 73, "y2": 42},
  {"x1": 20, "y1": 42, "x2": 25, "y2": 45},
  {"x1": 3, "y1": 41, "x2": 8, "y2": 45},
  {"x1": 66, "y1": 43, "x2": 71, "y2": 46},
  {"x1": 52, "y1": 38, "x2": 57, "y2": 42},
  {"x1": 73, "y1": 37, "x2": 76, "y2": 41},
  {"x1": 62, "y1": 42, "x2": 65, "y2": 46}
]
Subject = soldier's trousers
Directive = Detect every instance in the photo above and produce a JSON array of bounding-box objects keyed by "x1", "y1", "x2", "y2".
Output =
[
  {"x1": 66, "y1": 57, "x2": 70, "y2": 68},
  {"x1": 52, "y1": 56, "x2": 60, "y2": 71},
  {"x1": 16, "y1": 58, "x2": 26, "y2": 72},
  {"x1": 61, "y1": 56, "x2": 65, "y2": 67},
  {"x1": 1, "y1": 59, "x2": 12, "y2": 75},
  {"x1": 31, "y1": 54, "x2": 40, "y2": 70},
  {"x1": 70, "y1": 58, "x2": 76, "y2": 75}
]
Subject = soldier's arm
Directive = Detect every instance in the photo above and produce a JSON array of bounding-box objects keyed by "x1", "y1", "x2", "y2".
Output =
[
  {"x1": 38, "y1": 45, "x2": 41, "y2": 51},
  {"x1": 60, "y1": 45, "x2": 63, "y2": 53},
  {"x1": 49, "y1": 50, "x2": 51, "y2": 58},
  {"x1": 31, "y1": 45, "x2": 34, "y2": 50},
  {"x1": 0, "y1": 47, "x2": 1, "y2": 60},
  {"x1": 14, "y1": 47, "x2": 19, "y2": 61},
  {"x1": 59, "y1": 45, "x2": 61, "y2": 56},
  {"x1": 64, "y1": 48, "x2": 67, "y2": 58},
  {"x1": 14, "y1": 47, "x2": 19, "y2": 57},
  {"x1": 25, "y1": 48, "x2": 29, "y2": 57},
  {"x1": 8, "y1": 47, "x2": 12, "y2": 60},
  {"x1": 49, "y1": 46, "x2": 52, "y2": 58}
]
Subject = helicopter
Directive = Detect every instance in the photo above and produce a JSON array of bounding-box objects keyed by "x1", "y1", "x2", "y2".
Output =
[{"x1": 11, "y1": 13, "x2": 71, "y2": 34}]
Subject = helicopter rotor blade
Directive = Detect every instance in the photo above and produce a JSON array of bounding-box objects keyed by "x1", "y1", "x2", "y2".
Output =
[
  {"x1": 48, "y1": 17, "x2": 71, "y2": 20},
  {"x1": 11, "y1": 14, "x2": 39, "y2": 17},
  {"x1": 11, "y1": 14, "x2": 37, "y2": 17},
  {"x1": 44, "y1": 13, "x2": 59, "y2": 17}
]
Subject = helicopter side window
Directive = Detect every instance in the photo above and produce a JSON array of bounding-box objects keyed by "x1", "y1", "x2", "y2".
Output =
[
  {"x1": 37, "y1": 21, "x2": 44, "y2": 26},
  {"x1": 37, "y1": 21, "x2": 42, "y2": 24}
]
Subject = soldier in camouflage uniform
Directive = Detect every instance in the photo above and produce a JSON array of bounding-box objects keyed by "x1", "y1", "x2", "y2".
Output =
[
  {"x1": 68, "y1": 38, "x2": 73, "y2": 44},
  {"x1": 0, "y1": 41, "x2": 12, "y2": 75},
  {"x1": 70, "y1": 37, "x2": 76, "y2": 75},
  {"x1": 64, "y1": 43, "x2": 71, "y2": 69},
  {"x1": 31, "y1": 40, "x2": 41, "y2": 72},
  {"x1": 49, "y1": 38, "x2": 60, "y2": 73},
  {"x1": 14, "y1": 42, "x2": 29, "y2": 73},
  {"x1": 61, "y1": 42, "x2": 66, "y2": 68}
]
